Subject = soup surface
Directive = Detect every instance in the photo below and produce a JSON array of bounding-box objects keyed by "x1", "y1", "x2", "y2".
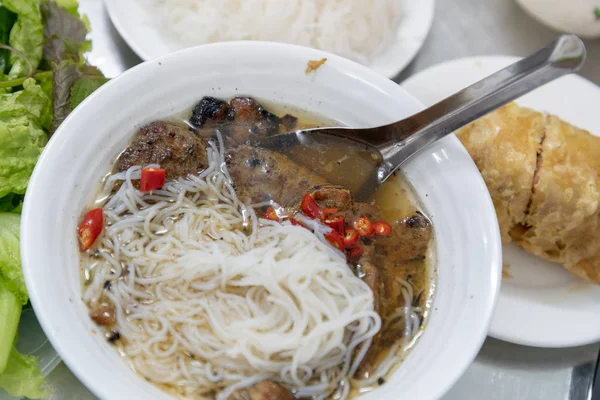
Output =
[{"x1": 79, "y1": 96, "x2": 435, "y2": 400}]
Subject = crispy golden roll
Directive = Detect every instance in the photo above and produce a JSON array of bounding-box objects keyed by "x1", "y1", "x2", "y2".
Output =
[
  {"x1": 517, "y1": 115, "x2": 600, "y2": 283},
  {"x1": 457, "y1": 103, "x2": 600, "y2": 285},
  {"x1": 457, "y1": 103, "x2": 545, "y2": 244}
]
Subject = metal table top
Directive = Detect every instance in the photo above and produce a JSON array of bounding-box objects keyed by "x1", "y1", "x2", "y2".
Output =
[{"x1": 17, "y1": 0, "x2": 600, "y2": 398}]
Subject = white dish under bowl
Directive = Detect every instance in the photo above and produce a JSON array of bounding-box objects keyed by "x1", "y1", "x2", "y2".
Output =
[
  {"x1": 21, "y1": 42, "x2": 501, "y2": 400},
  {"x1": 401, "y1": 55, "x2": 600, "y2": 348}
]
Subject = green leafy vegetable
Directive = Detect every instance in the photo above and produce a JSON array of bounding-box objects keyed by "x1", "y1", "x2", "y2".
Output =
[
  {"x1": 0, "y1": 1, "x2": 107, "y2": 397},
  {"x1": 595, "y1": 7, "x2": 600, "y2": 19},
  {"x1": 41, "y1": 1, "x2": 102, "y2": 128},
  {"x1": 0, "y1": 213, "x2": 26, "y2": 304},
  {"x1": 3, "y1": 0, "x2": 43, "y2": 78},
  {"x1": 41, "y1": 1, "x2": 87, "y2": 63},
  {"x1": 0, "y1": 70, "x2": 51, "y2": 90},
  {"x1": 3, "y1": 0, "x2": 39, "y2": 16},
  {"x1": 51, "y1": 59, "x2": 80, "y2": 130},
  {"x1": 0, "y1": 78, "x2": 52, "y2": 128},
  {"x1": 0, "y1": 112, "x2": 49, "y2": 200},
  {"x1": 70, "y1": 72, "x2": 108, "y2": 110},
  {"x1": 0, "y1": 78, "x2": 51, "y2": 199},
  {"x1": 0, "y1": 117, "x2": 47, "y2": 198},
  {"x1": 0, "y1": 346, "x2": 47, "y2": 398},
  {"x1": 52, "y1": 62, "x2": 108, "y2": 130},
  {"x1": 0, "y1": 7, "x2": 17, "y2": 74},
  {"x1": 38, "y1": 68, "x2": 53, "y2": 99},
  {"x1": 0, "y1": 277, "x2": 21, "y2": 371},
  {"x1": 55, "y1": 0, "x2": 79, "y2": 15},
  {"x1": 0, "y1": 215, "x2": 46, "y2": 399},
  {"x1": 0, "y1": 193, "x2": 23, "y2": 213},
  {"x1": 0, "y1": 212, "x2": 24, "y2": 381}
]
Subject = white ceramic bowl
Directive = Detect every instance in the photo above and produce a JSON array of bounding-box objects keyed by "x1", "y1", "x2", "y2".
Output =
[{"x1": 21, "y1": 42, "x2": 501, "y2": 400}]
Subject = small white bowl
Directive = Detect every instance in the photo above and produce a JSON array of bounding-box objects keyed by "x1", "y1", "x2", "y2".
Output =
[{"x1": 21, "y1": 42, "x2": 501, "y2": 400}]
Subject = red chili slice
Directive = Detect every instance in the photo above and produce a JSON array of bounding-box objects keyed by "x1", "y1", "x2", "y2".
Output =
[
  {"x1": 352, "y1": 216, "x2": 373, "y2": 237},
  {"x1": 264, "y1": 207, "x2": 279, "y2": 221},
  {"x1": 343, "y1": 228, "x2": 359, "y2": 248},
  {"x1": 320, "y1": 208, "x2": 338, "y2": 221},
  {"x1": 301, "y1": 193, "x2": 321, "y2": 219},
  {"x1": 347, "y1": 246, "x2": 364, "y2": 263},
  {"x1": 78, "y1": 208, "x2": 104, "y2": 252},
  {"x1": 290, "y1": 218, "x2": 307, "y2": 228},
  {"x1": 373, "y1": 221, "x2": 392, "y2": 236},
  {"x1": 140, "y1": 168, "x2": 166, "y2": 192},
  {"x1": 325, "y1": 231, "x2": 344, "y2": 252},
  {"x1": 324, "y1": 215, "x2": 345, "y2": 235}
]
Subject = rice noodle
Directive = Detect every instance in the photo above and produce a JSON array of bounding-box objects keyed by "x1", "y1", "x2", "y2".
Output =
[
  {"x1": 137, "y1": 0, "x2": 405, "y2": 65},
  {"x1": 82, "y1": 135, "x2": 382, "y2": 399}
]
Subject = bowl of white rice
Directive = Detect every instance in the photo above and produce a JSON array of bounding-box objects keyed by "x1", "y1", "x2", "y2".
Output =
[{"x1": 104, "y1": 0, "x2": 435, "y2": 78}]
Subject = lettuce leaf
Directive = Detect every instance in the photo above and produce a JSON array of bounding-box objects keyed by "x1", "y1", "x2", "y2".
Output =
[
  {"x1": 0, "y1": 79, "x2": 50, "y2": 197},
  {"x1": 0, "y1": 193, "x2": 23, "y2": 213},
  {"x1": 3, "y1": 0, "x2": 43, "y2": 78},
  {"x1": 54, "y1": 0, "x2": 78, "y2": 15},
  {"x1": 0, "y1": 214, "x2": 24, "y2": 384},
  {"x1": 0, "y1": 117, "x2": 47, "y2": 198},
  {"x1": 0, "y1": 346, "x2": 47, "y2": 398},
  {"x1": 38, "y1": 69, "x2": 53, "y2": 100},
  {"x1": 0, "y1": 78, "x2": 52, "y2": 129},
  {"x1": 0, "y1": 277, "x2": 21, "y2": 372},
  {"x1": 0, "y1": 1, "x2": 93, "y2": 398},
  {"x1": 0, "y1": 215, "x2": 46, "y2": 400},
  {"x1": 0, "y1": 213, "x2": 26, "y2": 304}
]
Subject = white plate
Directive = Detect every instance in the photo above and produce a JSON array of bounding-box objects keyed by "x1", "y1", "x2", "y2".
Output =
[
  {"x1": 401, "y1": 56, "x2": 600, "y2": 348},
  {"x1": 103, "y1": 0, "x2": 435, "y2": 79}
]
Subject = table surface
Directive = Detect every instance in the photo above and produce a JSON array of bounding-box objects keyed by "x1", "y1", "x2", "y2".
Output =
[{"x1": 9, "y1": 0, "x2": 600, "y2": 399}]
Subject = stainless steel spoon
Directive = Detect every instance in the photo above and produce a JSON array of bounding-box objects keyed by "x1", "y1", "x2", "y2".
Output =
[{"x1": 253, "y1": 34, "x2": 586, "y2": 201}]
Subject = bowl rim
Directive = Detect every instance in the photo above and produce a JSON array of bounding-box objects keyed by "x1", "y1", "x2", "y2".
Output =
[{"x1": 21, "y1": 40, "x2": 502, "y2": 400}]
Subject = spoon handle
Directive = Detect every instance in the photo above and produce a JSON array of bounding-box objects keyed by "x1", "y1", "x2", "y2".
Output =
[{"x1": 377, "y1": 34, "x2": 586, "y2": 182}]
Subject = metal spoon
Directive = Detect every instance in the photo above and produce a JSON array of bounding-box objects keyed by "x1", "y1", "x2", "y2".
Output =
[{"x1": 253, "y1": 34, "x2": 586, "y2": 201}]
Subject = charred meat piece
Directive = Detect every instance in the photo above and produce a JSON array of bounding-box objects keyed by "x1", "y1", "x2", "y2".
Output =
[
  {"x1": 311, "y1": 186, "x2": 352, "y2": 210},
  {"x1": 309, "y1": 186, "x2": 377, "y2": 220},
  {"x1": 281, "y1": 114, "x2": 298, "y2": 131},
  {"x1": 228, "y1": 97, "x2": 263, "y2": 122},
  {"x1": 384, "y1": 213, "x2": 432, "y2": 266},
  {"x1": 359, "y1": 245, "x2": 380, "y2": 313},
  {"x1": 353, "y1": 244, "x2": 381, "y2": 379},
  {"x1": 189, "y1": 96, "x2": 229, "y2": 129},
  {"x1": 227, "y1": 97, "x2": 283, "y2": 144},
  {"x1": 90, "y1": 303, "x2": 116, "y2": 327},
  {"x1": 231, "y1": 381, "x2": 295, "y2": 400},
  {"x1": 187, "y1": 96, "x2": 298, "y2": 144},
  {"x1": 117, "y1": 121, "x2": 209, "y2": 179},
  {"x1": 248, "y1": 381, "x2": 295, "y2": 400},
  {"x1": 227, "y1": 145, "x2": 327, "y2": 205}
]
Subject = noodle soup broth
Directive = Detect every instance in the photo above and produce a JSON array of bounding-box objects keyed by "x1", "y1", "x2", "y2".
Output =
[{"x1": 79, "y1": 96, "x2": 435, "y2": 400}]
